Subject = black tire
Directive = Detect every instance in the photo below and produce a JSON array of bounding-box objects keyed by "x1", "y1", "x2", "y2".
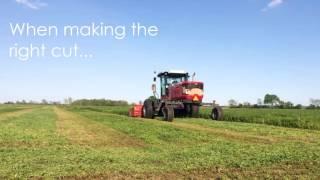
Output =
[
  {"x1": 162, "y1": 106, "x2": 174, "y2": 122},
  {"x1": 211, "y1": 106, "x2": 223, "y2": 120},
  {"x1": 191, "y1": 105, "x2": 200, "y2": 118},
  {"x1": 143, "y1": 100, "x2": 154, "y2": 119},
  {"x1": 185, "y1": 104, "x2": 192, "y2": 117}
]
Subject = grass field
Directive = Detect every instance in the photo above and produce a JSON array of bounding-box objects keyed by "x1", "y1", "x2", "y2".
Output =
[
  {"x1": 0, "y1": 105, "x2": 320, "y2": 179},
  {"x1": 200, "y1": 107, "x2": 320, "y2": 130},
  {"x1": 70, "y1": 105, "x2": 320, "y2": 130}
]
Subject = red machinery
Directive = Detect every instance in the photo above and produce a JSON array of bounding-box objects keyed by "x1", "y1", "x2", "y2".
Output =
[
  {"x1": 128, "y1": 104, "x2": 143, "y2": 117},
  {"x1": 129, "y1": 70, "x2": 223, "y2": 122}
]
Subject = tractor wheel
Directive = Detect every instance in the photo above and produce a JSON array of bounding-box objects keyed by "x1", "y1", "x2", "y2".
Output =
[
  {"x1": 185, "y1": 104, "x2": 200, "y2": 117},
  {"x1": 185, "y1": 104, "x2": 192, "y2": 117},
  {"x1": 162, "y1": 106, "x2": 174, "y2": 122},
  {"x1": 191, "y1": 105, "x2": 200, "y2": 118},
  {"x1": 211, "y1": 106, "x2": 223, "y2": 120},
  {"x1": 143, "y1": 100, "x2": 154, "y2": 119}
]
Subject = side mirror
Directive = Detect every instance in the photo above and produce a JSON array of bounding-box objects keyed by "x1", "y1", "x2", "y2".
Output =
[
  {"x1": 153, "y1": 71, "x2": 157, "y2": 82},
  {"x1": 192, "y1": 72, "x2": 196, "y2": 81}
]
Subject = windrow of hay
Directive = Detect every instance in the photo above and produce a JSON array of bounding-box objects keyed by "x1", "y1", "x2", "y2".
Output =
[
  {"x1": 54, "y1": 107, "x2": 144, "y2": 147},
  {"x1": 0, "y1": 108, "x2": 35, "y2": 121},
  {"x1": 171, "y1": 122, "x2": 278, "y2": 144},
  {"x1": 172, "y1": 121, "x2": 320, "y2": 144}
]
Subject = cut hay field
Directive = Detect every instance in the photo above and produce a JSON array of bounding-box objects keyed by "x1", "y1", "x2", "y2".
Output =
[
  {"x1": 71, "y1": 105, "x2": 320, "y2": 130},
  {"x1": 0, "y1": 105, "x2": 320, "y2": 179}
]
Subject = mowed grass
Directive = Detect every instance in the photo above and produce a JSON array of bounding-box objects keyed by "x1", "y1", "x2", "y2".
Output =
[
  {"x1": 72, "y1": 105, "x2": 320, "y2": 130},
  {"x1": 0, "y1": 105, "x2": 319, "y2": 179},
  {"x1": 0, "y1": 104, "x2": 34, "y2": 114},
  {"x1": 11, "y1": 104, "x2": 320, "y2": 130}
]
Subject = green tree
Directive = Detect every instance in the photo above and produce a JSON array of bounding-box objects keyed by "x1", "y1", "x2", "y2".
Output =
[
  {"x1": 279, "y1": 101, "x2": 294, "y2": 109},
  {"x1": 264, "y1": 94, "x2": 280, "y2": 106}
]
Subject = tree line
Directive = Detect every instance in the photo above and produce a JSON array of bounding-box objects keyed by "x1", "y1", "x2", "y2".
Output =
[
  {"x1": 1, "y1": 98, "x2": 129, "y2": 106},
  {"x1": 2, "y1": 95, "x2": 319, "y2": 109},
  {"x1": 3, "y1": 100, "x2": 61, "y2": 105},
  {"x1": 228, "y1": 94, "x2": 320, "y2": 109},
  {"x1": 71, "y1": 99, "x2": 128, "y2": 106}
]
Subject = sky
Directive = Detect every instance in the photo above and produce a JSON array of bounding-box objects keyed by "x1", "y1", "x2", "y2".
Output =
[{"x1": 0, "y1": 0, "x2": 319, "y2": 105}]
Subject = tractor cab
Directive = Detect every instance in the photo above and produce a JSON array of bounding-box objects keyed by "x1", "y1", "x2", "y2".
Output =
[
  {"x1": 157, "y1": 70, "x2": 189, "y2": 97},
  {"x1": 157, "y1": 70, "x2": 204, "y2": 103}
]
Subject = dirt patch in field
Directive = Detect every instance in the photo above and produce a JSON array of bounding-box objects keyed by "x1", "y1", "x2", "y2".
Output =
[
  {"x1": 54, "y1": 108, "x2": 145, "y2": 148},
  {"x1": 55, "y1": 161, "x2": 319, "y2": 179},
  {"x1": 0, "y1": 108, "x2": 34, "y2": 121}
]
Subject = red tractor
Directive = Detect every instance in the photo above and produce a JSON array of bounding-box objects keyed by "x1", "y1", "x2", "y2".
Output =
[{"x1": 135, "y1": 70, "x2": 223, "y2": 121}]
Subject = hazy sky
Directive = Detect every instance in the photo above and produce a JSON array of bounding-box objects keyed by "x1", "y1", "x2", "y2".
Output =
[{"x1": 0, "y1": 0, "x2": 319, "y2": 105}]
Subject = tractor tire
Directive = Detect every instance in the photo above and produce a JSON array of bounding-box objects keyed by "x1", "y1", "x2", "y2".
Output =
[
  {"x1": 211, "y1": 106, "x2": 223, "y2": 120},
  {"x1": 185, "y1": 104, "x2": 200, "y2": 117},
  {"x1": 185, "y1": 104, "x2": 192, "y2": 117},
  {"x1": 191, "y1": 105, "x2": 200, "y2": 118},
  {"x1": 162, "y1": 106, "x2": 174, "y2": 122},
  {"x1": 143, "y1": 100, "x2": 154, "y2": 119}
]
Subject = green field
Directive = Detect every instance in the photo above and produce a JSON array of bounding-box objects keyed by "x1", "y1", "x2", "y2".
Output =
[
  {"x1": 0, "y1": 105, "x2": 320, "y2": 179},
  {"x1": 70, "y1": 105, "x2": 320, "y2": 130},
  {"x1": 200, "y1": 107, "x2": 320, "y2": 130}
]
